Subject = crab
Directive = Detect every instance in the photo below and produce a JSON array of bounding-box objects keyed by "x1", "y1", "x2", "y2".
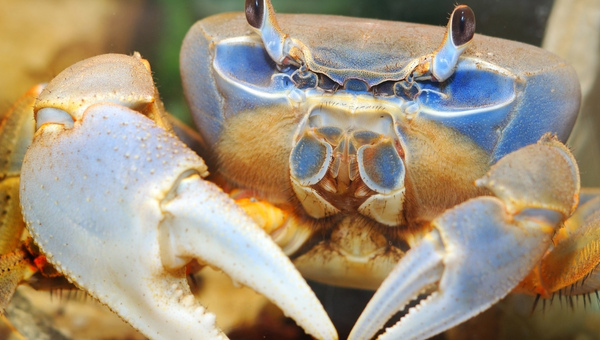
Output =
[{"x1": 1, "y1": 0, "x2": 599, "y2": 339}]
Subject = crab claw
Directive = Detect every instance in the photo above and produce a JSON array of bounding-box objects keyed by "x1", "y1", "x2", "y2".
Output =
[
  {"x1": 349, "y1": 136, "x2": 579, "y2": 340},
  {"x1": 19, "y1": 54, "x2": 337, "y2": 340}
]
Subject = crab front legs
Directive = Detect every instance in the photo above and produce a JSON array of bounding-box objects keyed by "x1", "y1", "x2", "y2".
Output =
[
  {"x1": 0, "y1": 85, "x2": 42, "y2": 309},
  {"x1": 18, "y1": 54, "x2": 337, "y2": 340},
  {"x1": 517, "y1": 187, "x2": 600, "y2": 298},
  {"x1": 350, "y1": 136, "x2": 598, "y2": 340}
]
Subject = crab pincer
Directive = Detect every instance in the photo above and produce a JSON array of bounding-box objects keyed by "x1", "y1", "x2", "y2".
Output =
[
  {"x1": 19, "y1": 53, "x2": 337, "y2": 340},
  {"x1": 350, "y1": 136, "x2": 580, "y2": 340}
]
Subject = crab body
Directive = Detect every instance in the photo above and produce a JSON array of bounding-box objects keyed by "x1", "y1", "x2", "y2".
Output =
[
  {"x1": 184, "y1": 12, "x2": 578, "y2": 158},
  {"x1": 180, "y1": 7, "x2": 580, "y2": 289},
  {"x1": 1, "y1": 1, "x2": 599, "y2": 340}
]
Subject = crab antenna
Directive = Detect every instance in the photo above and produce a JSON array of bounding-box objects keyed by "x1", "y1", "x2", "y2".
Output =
[
  {"x1": 430, "y1": 5, "x2": 476, "y2": 81},
  {"x1": 245, "y1": 0, "x2": 299, "y2": 66}
]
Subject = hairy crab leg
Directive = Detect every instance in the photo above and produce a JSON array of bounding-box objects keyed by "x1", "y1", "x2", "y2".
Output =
[
  {"x1": 518, "y1": 188, "x2": 600, "y2": 297},
  {"x1": 0, "y1": 85, "x2": 42, "y2": 309},
  {"x1": 349, "y1": 135, "x2": 580, "y2": 340},
  {"x1": 19, "y1": 54, "x2": 337, "y2": 340}
]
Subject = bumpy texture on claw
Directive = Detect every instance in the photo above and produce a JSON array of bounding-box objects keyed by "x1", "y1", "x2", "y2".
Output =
[
  {"x1": 350, "y1": 136, "x2": 579, "y2": 340},
  {"x1": 21, "y1": 104, "x2": 229, "y2": 339},
  {"x1": 19, "y1": 54, "x2": 337, "y2": 340}
]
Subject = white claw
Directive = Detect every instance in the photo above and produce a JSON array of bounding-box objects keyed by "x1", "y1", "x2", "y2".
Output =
[
  {"x1": 159, "y1": 171, "x2": 337, "y2": 340},
  {"x1": 347, "y1": 231, "x2": 444, "y2": 340},
  {"x1": 20, "y1": 103, "x2": 337, "y2": 340},
  {"x1": 350, "y1": 139, "x2": 578, "y2": 340},
  {"x1": 351, "y1": 198, "x2": 562, "y2": 340}
]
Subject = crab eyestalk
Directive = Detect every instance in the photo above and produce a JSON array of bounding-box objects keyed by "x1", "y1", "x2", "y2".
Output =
[
  {"x1": 245, "y1": 0, "x2": 303, "y2": 67},
  {"x1": 411, "y1": 5, "x2": 476, "y2": 82},
  {"x1": 19, "y1": 54, "x2": 338, "y2": 340}
]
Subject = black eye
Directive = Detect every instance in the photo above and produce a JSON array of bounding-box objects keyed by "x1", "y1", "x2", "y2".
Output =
[
  {"x1": 451, "y1": 5, "x2": 475, "y2": 46},
  {"x1": 245, "y1": 0, "x2": 264, "y2": 29}
]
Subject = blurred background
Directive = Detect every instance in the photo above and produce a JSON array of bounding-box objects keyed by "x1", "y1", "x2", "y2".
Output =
[{"x1": 0, "y1": 0, "x2": 599, "y2": 339}]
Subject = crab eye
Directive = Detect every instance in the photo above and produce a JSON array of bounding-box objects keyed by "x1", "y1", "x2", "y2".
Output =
[
  {"x1": 451, "y1": 5, "x2": 475, "y2": 47},
  {"x1": 244, "y1": 0, "x2": 299, "y2": 66},
  {"x1": 425, "y1": 4, "x2": 476, "y2": 82},
  {"x1": 245, "y1": 0, "x2": 264, "y2": 29}
]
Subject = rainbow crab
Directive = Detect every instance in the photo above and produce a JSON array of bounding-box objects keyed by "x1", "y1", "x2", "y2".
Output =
[{"x1": 1, "y1": 0, "x2": 599, "y2": 339}]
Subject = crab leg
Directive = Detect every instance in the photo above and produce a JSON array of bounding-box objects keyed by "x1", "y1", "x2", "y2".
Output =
[
  {"x1": 0, "y1": 85, "x2": 42, "y2": 309},
  {"x1": 518, "y1": 188, "x2": 600, "y2": 297},
  {"x1": 349, "y1": 136, "x2": 580, "y2": 340},
  {"x1": 19, "y1": 54, "x2": 337, "y2": 340}
]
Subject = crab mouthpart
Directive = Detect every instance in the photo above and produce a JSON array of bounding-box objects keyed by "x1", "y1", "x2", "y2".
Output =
[{"x1": 290, "y1": 107, "x2": 406, "y2": 226}]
